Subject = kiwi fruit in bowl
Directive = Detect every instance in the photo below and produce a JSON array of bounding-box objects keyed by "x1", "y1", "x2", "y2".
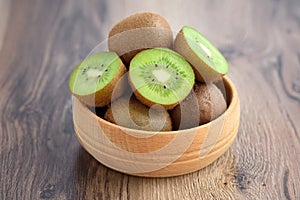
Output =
[
  {"x1": 128, "y1": 48, "x2": 195, "y2": 110},
  {"x1": 174, "y1": 26, "x2": 229, "y2": 83},
  {"x1": 68, "y1": 52, "x2": 126, "y2": 107},
  {"x1": 70, "y1": 12, "x2": 241, "y2": 177},
  {"x1": 105, "y1": 95, "x2": 172, "y2": 131},
  {"x1": 108, "y1": 12, "x2": 173, "y2": 65},
  {"x1": 170, "y1": 82, "x2": 227, "y2": 130}
]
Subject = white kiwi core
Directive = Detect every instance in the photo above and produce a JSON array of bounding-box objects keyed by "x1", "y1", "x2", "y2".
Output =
[
  {"x1": 152, "y1": 68, "x2": 171, "y2": 83},
  {"x1": 199, "y1": 43, "x2": 211, "y2": 57},
  {"x1": 86, "y1": 69, "x2": 103, "y2": 78}
]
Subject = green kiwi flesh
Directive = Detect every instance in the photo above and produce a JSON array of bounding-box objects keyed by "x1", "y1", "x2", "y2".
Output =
[
  {"x1": 170, "y1": 82, "x2": 227, "y2": 130},
  {"x1": 129, "y1": 48, "x2": 195, "y2": 109},
  {"x1": 105, "y1": 96, "x2": 172, "y2": 131},
  {"x1": 68, "y1": 52, "x2": 126, "y2": 107},
  {"x1": 175, "y1": 26, "x2": 229, "y2": 82}
]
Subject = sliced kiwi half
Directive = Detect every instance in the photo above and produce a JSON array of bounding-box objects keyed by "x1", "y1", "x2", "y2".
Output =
[
  {"x1": 69, "y1": 52, "x2": 126, "y2": 107},
  {"x1": 174, "y1": 26, "x2": 229, "y2": 83},
  {"x1": 129, "y1": 48, "x2": 195, "y2": 110},
  {"x1": 105, "y1": 95, "x2": 172, "y2": 131}
]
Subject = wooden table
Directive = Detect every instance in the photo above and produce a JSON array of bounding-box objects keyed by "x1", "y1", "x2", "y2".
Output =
[{"x1": 1, "y1": 0, "x2": 299, "y2": 199}]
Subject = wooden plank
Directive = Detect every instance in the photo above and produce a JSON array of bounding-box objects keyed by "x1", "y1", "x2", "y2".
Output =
[
  {"x1": 0, "y1": 0, "x2": 10, "y2": 53},
  {"x1": 0, "y1": 0, "x2": 299, "y2": 199}
]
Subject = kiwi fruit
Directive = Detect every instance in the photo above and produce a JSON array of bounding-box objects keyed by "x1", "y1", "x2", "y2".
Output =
[
  {"x1": 129, "y1": 48, "x2": 195, "y2": 110},
  {"x1": 169, "y1": 91, "x2": 200, "y2": 130},
  {"x1": 170, "y1": 82, "x2": 227, "y2": 130},
  {"x1": 174, "y1": 26, "x2": 229, "y2": 83},
  {"x1": 105, "y1": 96, "x2": 172, "y2": 131},
  {"x1": 108, "y1": 12, "x2": 173, "y2": 65},
  {"x1": 68, "y1": 52, "x2": 126, "y2": 107}
]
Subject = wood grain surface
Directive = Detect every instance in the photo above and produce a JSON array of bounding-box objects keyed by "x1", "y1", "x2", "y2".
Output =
[{"x1": 0, "y1": 0, "x2": 299, "y2": 199}]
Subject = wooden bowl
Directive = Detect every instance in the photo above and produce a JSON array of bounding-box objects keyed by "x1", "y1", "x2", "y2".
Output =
[{"x1": 72, "y1": 76, "x2": 240, "y2": 177}]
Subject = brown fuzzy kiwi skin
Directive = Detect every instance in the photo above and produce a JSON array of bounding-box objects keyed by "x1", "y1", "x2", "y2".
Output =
[
  {"x1": 196, "y1": 83, "x2": 227, "y2": 124},
  {"x1": 169, "y1": 92, "x2": 199, "y2": 130},
  {"x1": 71, "y1": 63, "x2": 127, "y2": 107},
  {"x1": 128, "y1": 77, "x2": 179, "y2": 110},
  {"x1": 170, "y1": 83, "x2": 227, "y2": 129},
  {"x1": 108, "y1": 12, "x2": 173, "y2": 65},
  {"x1": 174, "y1": 29, "x2": 223, "y2": 83},
  {"x1": 105, "y1": 96, "x2": 172, "y2": 131}
]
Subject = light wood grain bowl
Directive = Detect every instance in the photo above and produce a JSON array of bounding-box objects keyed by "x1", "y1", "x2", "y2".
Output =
[{"x1": 72, "y1": 76, "x2": 240, "y2": 177}]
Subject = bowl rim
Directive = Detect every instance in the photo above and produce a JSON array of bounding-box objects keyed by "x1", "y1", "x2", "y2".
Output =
[{"x1": 73, "y1": 75, "x2": 238, "y2": 135}]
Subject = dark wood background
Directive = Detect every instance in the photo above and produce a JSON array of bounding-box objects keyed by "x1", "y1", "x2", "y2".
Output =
[{"x1": 0, "y1": 0, "x2": 299, "y2": 199}]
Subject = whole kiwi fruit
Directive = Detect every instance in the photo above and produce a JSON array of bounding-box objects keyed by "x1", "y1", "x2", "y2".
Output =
[
  {"x1": 108, "y1": 12, "x2": 173, "y2": 65},
  {"x1": 105, "y1": 95, "x2": 172, "y2": 131},
  {"x1": 170, "y1": 82, "x2": 227, "y2": 130}
]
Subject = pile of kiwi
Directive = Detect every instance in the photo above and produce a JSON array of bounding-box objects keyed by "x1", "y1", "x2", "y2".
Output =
[{"x1": 69, "y1": 12, "x2": 229, "y2": 131}]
